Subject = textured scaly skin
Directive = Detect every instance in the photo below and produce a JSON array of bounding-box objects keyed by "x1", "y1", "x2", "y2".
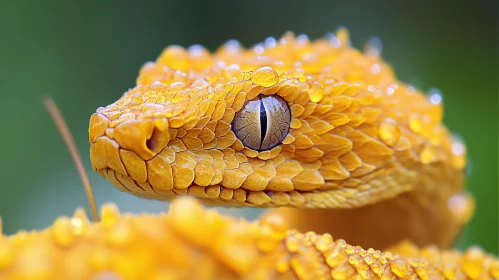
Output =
[
  {"x1": 0, "y1": 198, "x2": 497, "y2": 279},
  {"x1": 1, "y1": 31, "x2": 494, "y2": 279},
  {"x1": 89, "y1": 30, "x2": 470, "y2": 250}
]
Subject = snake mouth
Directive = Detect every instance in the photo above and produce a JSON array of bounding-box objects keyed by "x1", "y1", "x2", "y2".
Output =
[
  {"x1": 95, "y1": 167, "x2": 311, "y2": 208},
  {"x1": 95, "y1": 160, "x2": 410, "y2": 210}
]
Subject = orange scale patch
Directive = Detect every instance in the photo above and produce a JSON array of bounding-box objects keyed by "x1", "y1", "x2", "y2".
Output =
[
  {"x1": 275, "y1": 161, "x2": 303, "y2": 178},
  {"x1": 242, "y1": 173, "x2": 269, "y2": 191},
  {"x1": 119, "y1": 150, "x2": 147, "y2": 183},
  {"x1": 174, "y1": 151, "x2": 196, "y2": 168},
  {"x1": 246, "y1": 85, "x2": 264, "y2": 100},
  {"x1": 299, "y1": 103, "x2": 318, "y2": 118},
  {"x1": 292, "y1": 170, "x2": 325, "y2": 191},
  {"x1": 221, "y1": 169, "x2": 248, "y2": 189},
  {"x1": 182, "y1": 137, "x2": 203, "y2": 151},
  {"x1": 193, "y1": 151, "x2": 213, "y2": 165},
  {"x1": 224, "y1": 155, "x2": 240, "y2": 169},
  {"x1": 221, "y1": 108, "x2": 235, "y2": 123},
  {"x1": 338, "y1": 151, "x2": 363, "y2": 171},
  {"x1": 320, "y1": 160, "x2": 351, "y2": 181},
  {"x1": 172, "y1": 164, "x2": 194, "y2": 189},
  {"x1": 193, "y1": 164, "x2": 215, "y2": 187},
  {"x1": 267, "y1": 177, "x2": 294, "y2": 192},
  {"x1": 90, "y1": 137, "x2": 127, "y2": 176}
]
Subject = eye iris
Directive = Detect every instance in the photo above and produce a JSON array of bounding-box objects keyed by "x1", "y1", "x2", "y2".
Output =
[{"x1": 232, "y1": 95, "x2": 291, "y2": 151}]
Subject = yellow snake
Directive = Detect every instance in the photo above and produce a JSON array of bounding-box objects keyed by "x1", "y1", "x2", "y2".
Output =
[{"x1": 1, "y1": 30, "x2": 497, "y2": 279}]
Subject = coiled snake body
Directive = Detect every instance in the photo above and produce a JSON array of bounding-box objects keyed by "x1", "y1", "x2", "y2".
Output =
[{"x1": 1, "y1": 30, "x2": 497, "y2": 279}]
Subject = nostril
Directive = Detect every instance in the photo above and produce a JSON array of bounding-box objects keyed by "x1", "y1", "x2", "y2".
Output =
[
  {"x1": 146, "y1": 119, "x2": 170, "y2": 155},
  {"x1": 114, "y1": 118, "x2": 170, "y2": 160},
  {"x1": 147, "y1": 127, "x2": 161, "y2": 153},
  {"x1": 146, "y1": 135, "x2": 157, "y2": 153}
]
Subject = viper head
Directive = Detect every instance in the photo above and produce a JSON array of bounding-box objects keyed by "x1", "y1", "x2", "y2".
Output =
[{"x1": 89, "y1": 32, "x2": 465, "y2": 208}]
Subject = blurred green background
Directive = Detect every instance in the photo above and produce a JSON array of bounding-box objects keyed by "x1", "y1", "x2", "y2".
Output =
[{"x1": 0, "y1": 0, "x2": 497, "y2": 254}]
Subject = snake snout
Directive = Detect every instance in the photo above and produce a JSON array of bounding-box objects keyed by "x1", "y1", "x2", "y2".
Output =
[
  {"x1": 89, "y1": 112, "x2": 174, "y2": 196},
  {"x1": 89, "y1": 112, "x2": 170, "y2": 159}
]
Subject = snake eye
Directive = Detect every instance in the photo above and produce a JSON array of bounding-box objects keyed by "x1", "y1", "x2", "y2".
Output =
[{"x1": 232, "y1": 94, "x2": 291, "y2": 151}]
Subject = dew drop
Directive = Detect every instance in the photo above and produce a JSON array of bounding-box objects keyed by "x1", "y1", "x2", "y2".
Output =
[
  {"x1": 264, "y1": 37, "x2": 277, "y2": 48},
  {"x1": 452, "y1": 141, "x2": 465, "y2": 156},
  {"x1": 226, "y1": 64, "x2": 241, "y2": 72},
  {"x1": 308, "y1": 81, "x2": 324, "y2": 102},
  {"x1": 70, "y1": 218, "x2": 84, "y2": 235},
  {"x1": 71, "y1": 209, "x2": 90, "y2": 236},
  {"x1": 364, "y1": 255, "x2": 374, "y2": 265},
  {"x1": 420, "y1": 145, "x2": 437, "y2": 164},
  {"x1": 253, "y1": 43, "x2": 265, "y2": 54},
  {"x1": 390, "y1": 260, "x2": 409, "y2": 277},
  {"x1": 326, "y1": 33, "x2": 341, "y2": 48},
  {"x1": 285, "y1": 235, "x2": 301, "y2": 252},
  {"x1": 296, "y1": 34, "x2": 309, "y2": 45},
  {"x1": 348, "y1": 255, "x2": 361, "y2": 265},
  {"x1": 364, "y1": 36, "x2": 383, "y2": 58},
  {"x1": 187, "y1": 44, "x2": 206, "y2": 56},
  {"x1": 151, "y1": 81, "x2": 163, "y2": 87},
  {"x1": 379, "y1": 119, "x2": 401, "y2": 146},
  {"x1": 216, "y1": 61, "x2": 226, "y2": 68},
  {"x1": 448, "y1": 193, "x2": 474, "y2": 224},
  {"x1": 409, "y1": 114, "x2": 424, "y2": 134},
  {"x1": 251, "y1": 67, "x2": 279, "y2": 87},
  {"x1": 223, "y1": 40, "x2": 241, "y2": 54},
  {"x1": 449, "y1": 134, "x2": 467, "y2": 169},
  {"x1": 370, "y1": 64, "x2": 380, "y2": 74},
  {"x1": 428, "y1": 87, "x2": 443, "y2": 105},
  {"x1": 170, "y1": 81, "x2": 186, "y2": 89}
]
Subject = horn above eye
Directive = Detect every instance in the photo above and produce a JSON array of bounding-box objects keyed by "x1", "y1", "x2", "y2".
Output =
[{"x1": 231, "y1": 94, "x2": 291, "y2": 151}]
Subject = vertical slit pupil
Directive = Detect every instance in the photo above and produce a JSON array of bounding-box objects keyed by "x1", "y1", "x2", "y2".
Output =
[{"x1": 259, "y1": 97, "x2": 268, "y2": 149}]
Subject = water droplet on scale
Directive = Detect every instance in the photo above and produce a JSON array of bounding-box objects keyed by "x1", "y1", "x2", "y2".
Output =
[
  {"x1": 264, "y1": 37, "x2": 277, "y2": 48},
  {"x1": 296, "y1": 34, "x2": 309, "y2": 45},
  {"x1": 188, "y1": 44, "x2": 205, "y2": 56},
  {"x1": 253, "y1": 43, "x2": 264, "y2": 54},
  {"x1": 326, "y1": 32, "x2": 341, "y2": 48},
  {"x1": 448, "y1": 193, "x2": 474, "y2": 224},
  {"x1": 364, "y1": 36, "x2": 383, "y2": 58},
  {"x1": 450, "y1": 134, "x2": 467, "y2": 169},
  {"x1": 370, "y1": 64, "x2": 380, "y2": 74},
  {"x1": 379, "y1": 119, "x2": 401, "y2": 146},
  {"x1": 452, "y1": 141, "x2": 465, "y2": 156},
  {"x1": 224, "y1": 39, "x2": 242, "y2": 53},
  {"x1": 427, "y1": 87, "x2": 443, "y2": 105},
  {"x1": 386, "y1": 84, "x2": 398, "y2": 96}
]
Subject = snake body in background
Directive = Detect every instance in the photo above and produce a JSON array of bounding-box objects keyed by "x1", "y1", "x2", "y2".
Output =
[{"x1": 0, "y1": 30, "x2": 498, "y2": 279}]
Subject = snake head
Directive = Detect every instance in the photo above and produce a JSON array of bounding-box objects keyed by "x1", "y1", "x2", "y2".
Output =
[{"x1": 89, "y1": 34, "x2": 466, "y2": 208}]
